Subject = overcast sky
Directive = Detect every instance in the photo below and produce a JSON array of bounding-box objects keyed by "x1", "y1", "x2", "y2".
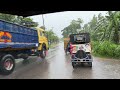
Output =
[{"x1": 30, "y1": 11, "x2": 108, "y2": 38}]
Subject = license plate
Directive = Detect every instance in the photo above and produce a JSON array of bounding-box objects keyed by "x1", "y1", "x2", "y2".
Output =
[{"x1": 80, "y1": 60, "x2": 83, "y2": 62}]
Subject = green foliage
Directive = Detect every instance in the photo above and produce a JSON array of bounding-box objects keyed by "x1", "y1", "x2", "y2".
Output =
[
  {"x1": 91, "y1": 11, "x2": 120, "y2": 44},
  {"x1": 89, "y1": 11, "x2": 120, "y2": 59},
  {"x1": 61, "y1": 18, "x2": 83, "y2": 38},
  {"x1": 18, "y1": 17, "x2": 38, "y2": 27},
  {"x1": 0, "y1": 13, "x2": 16, "y2": 22},
  {"x1": 114, "y1": 45, "x2": 120, "y2": 57},
  {"x1": 0, "y1": 13, "x2": 38, "y2": 27},
  {"x1": 92, "y1": 41, "x2": 120, "y2": 59},
  {"x1": 46, "y1": 29, "x2": 59, "y2": 45}
]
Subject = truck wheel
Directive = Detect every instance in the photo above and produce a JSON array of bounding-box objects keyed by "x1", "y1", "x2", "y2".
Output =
[
  {"x1": 88, "y1": 62, "x2": 92, "y2": 67},
  {"x1": 41, "y1": 48, "x2": 46, "y2": 59},
  {"x1": 0, "y1": 54, "x2": 15, "y2": 75},
  {"x1": 65, "y1": 49, "x2": 67, "y2": 55},
  {"x1": 72, "y1": 62, "x2": 76, "y2": 68},
  {"x1": 87, "y1": 54, "x2": 92, "y2": 67}
]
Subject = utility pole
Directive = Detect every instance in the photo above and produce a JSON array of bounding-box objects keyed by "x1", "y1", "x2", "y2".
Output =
[{"x1": 42, "y1": 14, "x2": 45, "y2": 30}]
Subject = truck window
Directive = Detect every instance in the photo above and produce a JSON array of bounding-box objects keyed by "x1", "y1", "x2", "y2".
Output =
[
  {"x1": 40, "y1": 31, "x2": 42, "y2": 36},
  {"x1": 42, "y1": 31, "x2": 45, "y2": 36},
  {"x1": 44, "y1": 32, "x2": 47, "y2": 37}
]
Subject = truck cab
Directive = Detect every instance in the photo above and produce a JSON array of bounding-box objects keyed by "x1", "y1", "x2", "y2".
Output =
[
  {"x1": 35, "y1": 27, "x2": 49, "y2": 58},
  {"x1": 36, "y1": 27, "x2": 48, "y2": 49}
]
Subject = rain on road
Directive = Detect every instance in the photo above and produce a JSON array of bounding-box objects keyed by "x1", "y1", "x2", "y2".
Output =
[{"x1": 0, "y1": 42, "x2": 120, "y2": 79}]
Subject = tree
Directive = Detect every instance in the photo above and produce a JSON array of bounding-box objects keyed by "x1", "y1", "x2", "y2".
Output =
[
  {"x1": 46, "y1": 29, "x2": 59, "y2": 44},
  {"x1": 106, "y1": 11, "x2": 120, "y2": 44},
  {"x1": 83, "y1": 11, "x2": 120, "y2": 44},
  {"x1": 0, "y1": 13, "x2": 16, "y2": 22},
  {"x1": 82, "y1": 23, "x2": 89, "y2": 33},
  {"x1": 62, "y1": 18, "x2": 83, "y2": 38},
  {"x1": 0, "y1": 13, "x2": 39, "y2": 27},
  {"x1": 96, "y1": 11, "x2": 120, "y2": 44},
  {"x1": 15, "y1": 16, "x2": 38, "y2": 27}
]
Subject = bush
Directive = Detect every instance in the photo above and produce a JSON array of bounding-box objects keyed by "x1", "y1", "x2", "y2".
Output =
[
  {"x1": 92, "y1": 41, "x2": 120, "y2": 59},
  {"x1": 114, "y1": 46, "x2": 120, "y2": 58}
]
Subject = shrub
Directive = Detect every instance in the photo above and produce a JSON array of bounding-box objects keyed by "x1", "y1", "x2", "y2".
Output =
[{"x1": 92, "y1": 41, "x2": 120, "y2": 59}]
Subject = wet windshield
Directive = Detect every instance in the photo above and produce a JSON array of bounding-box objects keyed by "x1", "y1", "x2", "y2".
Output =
[{"x1": 0, "y1": 11, "x2": 120, "y2": 79}]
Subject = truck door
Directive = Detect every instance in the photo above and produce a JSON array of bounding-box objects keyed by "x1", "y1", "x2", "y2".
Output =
[
  {"x1": 37, "y1": 30, "x2": 44, "y2": 44},
  {"x1": 37, "y1": 30, "x2": 42, "y2": 50}
]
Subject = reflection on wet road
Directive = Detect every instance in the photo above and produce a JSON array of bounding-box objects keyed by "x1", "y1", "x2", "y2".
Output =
[{"x1": 0, "y1": 42, "x2": 120, "y2": 79}]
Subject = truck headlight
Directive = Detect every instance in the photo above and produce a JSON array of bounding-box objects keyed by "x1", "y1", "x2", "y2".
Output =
[{"x1": 36, "y1": 43, "x2": 38, "y2": 47}]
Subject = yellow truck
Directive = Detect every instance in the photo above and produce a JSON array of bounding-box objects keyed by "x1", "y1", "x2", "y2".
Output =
[
  {"x1": 64, "y1": 38, "x2": 70, "y2": 54},
  {"x1": 35, "y1": 27, "x2": 49, "y2": 58}
]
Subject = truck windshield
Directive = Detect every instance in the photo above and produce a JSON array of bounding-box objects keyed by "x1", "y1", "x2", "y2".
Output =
[{"x1": 42, "y1": 31, "x2": 45, "y2": 36}]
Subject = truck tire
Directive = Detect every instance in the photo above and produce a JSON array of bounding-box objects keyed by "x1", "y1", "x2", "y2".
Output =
[
  {"x1": 65, "y1": 48, "x2": 68, "y2": 55},
  {"x1": 40, "y1": 47, "x2": 46, "y2": 59},
  {"x1": 0, "y1": 54, "x2": 15, "y2": 75},
  {"x1": 87, "y1": 54, "x2": 92, "y2": 67},
  {"x1": 72, "y1": 62, "x2": 77, "y2": 68},
  {"x1": 88, "y1": 62, "x2": 92, "y2": 67}
]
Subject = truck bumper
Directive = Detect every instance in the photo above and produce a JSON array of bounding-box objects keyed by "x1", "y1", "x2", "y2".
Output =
[
  {"x1": 71, "y1": 53, "x2": 93, "y2": 63},
  {"x1": 71, "y1": 58, "x2": 93, "y2": 63}
]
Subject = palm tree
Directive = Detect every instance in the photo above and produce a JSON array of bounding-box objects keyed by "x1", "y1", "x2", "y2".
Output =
[{"x1": 106, "y1": 11, "x2": 120, "y2": 44}]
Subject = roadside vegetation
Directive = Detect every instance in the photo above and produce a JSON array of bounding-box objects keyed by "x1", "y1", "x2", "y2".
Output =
[
  {"x1": 92, "y1": 41, "x2": 120, "y2": 59},
  {"x1": 45, "y1": 29, "x2": 59, "y2": 49},
  {"x1": 61, "y1": 11, "x2": 120, "y2": 59}
]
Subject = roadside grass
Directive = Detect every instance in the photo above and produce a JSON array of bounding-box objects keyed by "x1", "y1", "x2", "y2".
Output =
[
  {"x1": 92, "y1": 41, "x2": 120, "y2": 60},
  {"x1": 92, "y1": 52, "x2": 120, "y2": 60}
]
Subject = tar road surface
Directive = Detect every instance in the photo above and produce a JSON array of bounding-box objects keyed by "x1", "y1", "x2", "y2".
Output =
[{"x1": 0, "y1": 42, "x2": 120, "y2": 79}]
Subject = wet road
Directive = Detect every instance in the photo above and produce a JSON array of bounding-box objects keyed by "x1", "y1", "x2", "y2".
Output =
[{"x1": 0, "y1": 42, "x2": 120, "y2": 79}]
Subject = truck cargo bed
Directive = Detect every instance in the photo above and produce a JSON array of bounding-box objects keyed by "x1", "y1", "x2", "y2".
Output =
[{"x1": 0, "y1": 19, "x2": 38, "y2": 49}]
